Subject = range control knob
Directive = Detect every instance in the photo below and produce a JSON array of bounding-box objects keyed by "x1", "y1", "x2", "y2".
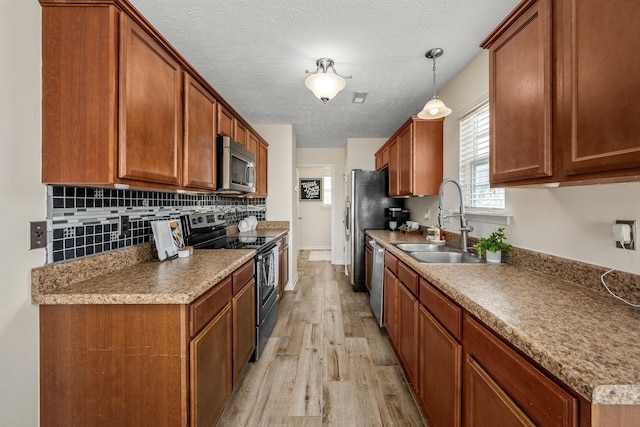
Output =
[{"x1": 198, "y1": 216, "x2": 204, "y2": 223}]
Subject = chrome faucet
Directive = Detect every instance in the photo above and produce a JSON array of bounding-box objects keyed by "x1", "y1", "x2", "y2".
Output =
[{"x1": 438, "y1": 178, "x2": 474, "y2": 252}]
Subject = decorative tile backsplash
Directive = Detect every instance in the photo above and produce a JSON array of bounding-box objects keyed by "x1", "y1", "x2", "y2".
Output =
[{"x1": 47, "y1": 186, "x2": 266, "y2": 264}]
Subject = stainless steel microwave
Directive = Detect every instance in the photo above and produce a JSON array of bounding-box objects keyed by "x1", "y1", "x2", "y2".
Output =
[{"x1": 216, "y1": 136, "x2": 256, "y2": 194}]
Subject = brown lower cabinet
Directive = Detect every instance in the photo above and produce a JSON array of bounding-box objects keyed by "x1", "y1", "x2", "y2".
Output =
[
  {"x1": 418, "y1": 305, "x2": 462, "y2": 427},
  {"x1": 278, "y1": 235, "x2": 289, "y2": 296},
  {"x1": 380, "y1": 249, "x2": 587, "y2": 426},
  {"x1": 40, "y1": 260, "x2": 255, "y2": 427},
  {"x1": 463, "y1": 314, "x2": 578, "y2": 427}
]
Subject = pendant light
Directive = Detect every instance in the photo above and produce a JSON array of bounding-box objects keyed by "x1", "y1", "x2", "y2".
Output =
[
  {"x1": 418, "y1": 48, "x2": 452, "y2": 119},
  {"x1": 305, "y1": 58, "x2": 352, "y2": 104}
]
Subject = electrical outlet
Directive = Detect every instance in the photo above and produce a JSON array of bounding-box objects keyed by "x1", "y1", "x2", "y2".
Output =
[
  {"x1": 120, "y1": 216, "x2": 131, "y2": 238},
  {"x1": 615, "y1": 220, "x2": 636, "y2": 250},
  {"x1": 424, "y1": 209, "x2": 430, "y2": 221},
  {"x1": 30, "y1": 221, "x2": 47, "y2": 249}
]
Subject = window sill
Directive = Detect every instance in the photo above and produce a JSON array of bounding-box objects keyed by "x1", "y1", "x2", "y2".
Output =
[
  {"x1": 466, "y1": 209, "x2": 512, "y2": 225},
  {"x1": 446, "y1": 209, "x2": 512, "y2": 226}
]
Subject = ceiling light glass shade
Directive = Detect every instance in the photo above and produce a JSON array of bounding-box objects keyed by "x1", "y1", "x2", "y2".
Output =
[
  {"x1": 418, "y1": 97, "x2": 452, "y2": 119},
  {"x1": 305, "y1": 72, "x2": 346, "y2": 104}
]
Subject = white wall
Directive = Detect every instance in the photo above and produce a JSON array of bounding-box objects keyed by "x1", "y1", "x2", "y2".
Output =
[
  {"x1": 408, "y1": 50, "x2": 640, "y2": 275},
  {"x1": 254, "y1": 124, "x2": 298, "y2": 290},
  {"x1": 0, "y1": 1, "x2": 45, "y2": 425},
  {"x1": 297, "y1": 148, "x2": 346, "y2": 264},
  {"x1": 346, "y1": 137, "x2": 386, "y2": 172}
]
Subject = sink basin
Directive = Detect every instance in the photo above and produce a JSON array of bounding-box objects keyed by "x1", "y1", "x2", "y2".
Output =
[
  {"x1": 393, "y1": 243, "x2": 453, "y2": 252},
  {"x1": 409, "y1": 251, "x2": 483, "y2": 264}
]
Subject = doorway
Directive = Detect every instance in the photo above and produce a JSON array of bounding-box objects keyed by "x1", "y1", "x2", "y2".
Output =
[{"x1": 296, "y1": 165, "x2": 333, "y2": 259}]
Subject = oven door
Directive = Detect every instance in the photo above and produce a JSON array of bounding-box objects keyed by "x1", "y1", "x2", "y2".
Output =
[{"x1": 256, "y1": 243, "x2": 279, "y2": 321}]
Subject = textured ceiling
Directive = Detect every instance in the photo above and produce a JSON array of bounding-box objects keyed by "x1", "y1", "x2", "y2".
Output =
[{"x1": 129, "y1": 0, "x2": 519, "y2": 148}]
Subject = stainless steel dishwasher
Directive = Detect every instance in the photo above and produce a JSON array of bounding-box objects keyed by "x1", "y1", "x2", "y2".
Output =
[{"x1": 369, "y1": 240, "x2": 385, "y2": 327}]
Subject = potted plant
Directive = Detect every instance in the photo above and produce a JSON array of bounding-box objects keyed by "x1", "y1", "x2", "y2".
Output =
[{"x1": 473, "y1": 227, "x2": 513, "y2": 264}]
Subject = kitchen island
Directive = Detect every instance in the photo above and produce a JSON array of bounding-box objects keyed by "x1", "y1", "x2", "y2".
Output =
[{"x1": 367, "y1": 229, "x2": 640, "y2": 426}]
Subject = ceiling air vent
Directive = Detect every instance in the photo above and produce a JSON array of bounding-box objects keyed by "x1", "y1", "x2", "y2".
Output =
[{"x1": 352, "y1": 92, "x2": 368, "y2": 104}]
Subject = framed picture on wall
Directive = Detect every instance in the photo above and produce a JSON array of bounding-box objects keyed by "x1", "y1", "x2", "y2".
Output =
[{"x1": 299, "y1": 178, "x2": 322, "y2": 201}]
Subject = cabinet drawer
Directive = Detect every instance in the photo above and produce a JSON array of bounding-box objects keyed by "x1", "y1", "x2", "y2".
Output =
[
  {"x1": 190, "y1": 277, "x2": 232, "y2": 337},
  {"x1": 232, "y1": 260, "x2": 254, "y2": 295},
  {"x1": 397, "y1": 261, "x2": 418, "y2": 296},
  {"x1": 419, "y1": 278, "x2": 462, "y2": 341},
  {"x1": 384, "y1": 251, "x2": 398, "y2": 275},
  {"x1": 463, "y1": 314, "x2": 577, "y2": 426}
]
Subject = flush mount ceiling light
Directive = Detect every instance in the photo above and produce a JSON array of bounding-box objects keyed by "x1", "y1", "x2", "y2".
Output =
[
  {"x1": 305, "y1": 58, "x2": 352, "y2": 104},
  {"x1": 418, "y1": 48, "x2": 452, "y2": 119}
]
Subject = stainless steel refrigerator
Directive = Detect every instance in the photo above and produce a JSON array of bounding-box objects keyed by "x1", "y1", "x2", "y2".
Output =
[{"x1": 347, "y1": 169, "x2": 404, "y2": 292}]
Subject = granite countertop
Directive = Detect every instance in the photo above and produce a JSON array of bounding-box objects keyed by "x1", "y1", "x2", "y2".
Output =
[
  {"x1": 32, "y1": 249, "x2": 256, "y2": 305},
  {"x1": 366, "y1": 230, "x2": 640, "y2": 405},
  {"x1": 31, "y1": 224, "x2": 290, "y2": 306}
]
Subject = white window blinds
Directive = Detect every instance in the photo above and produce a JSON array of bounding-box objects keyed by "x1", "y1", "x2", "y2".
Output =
[{"x1": 459, "y1": 101, "x2": 505, "y2": 209}]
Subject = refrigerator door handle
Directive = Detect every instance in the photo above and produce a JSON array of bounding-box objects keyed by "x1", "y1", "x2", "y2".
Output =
[{"x1": 345, "y1": 202, "x2": 351, "y2": 238}]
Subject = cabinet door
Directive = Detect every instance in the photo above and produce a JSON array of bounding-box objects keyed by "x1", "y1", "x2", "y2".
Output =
[
  {"x1": 464, "y1": 354, "x2": 536, "y2": 427},
  {"x1": 217, "y1": 104, "x2": 234, "y2": 137},
  {"x1": 388, "y1": 139, "x2": 400, "y2": 197},
  {"x1": 183, "y1": 74, "x2": 216, "y2": 190},
  {"x1": 257, "y1": 140, "x2": 269, "y2": 196},
  {"x1": 119, "y1": 15, "x2": 182, "y2": 185},
  {"x1": 419, "y1": 306, "x2": 462, "y2": 427},
  {"x1": 398, "y1": 281, "x2": 418, "y2": 385},
  {"x1": 560, "y1": 0, "x2": 640, "y2": 176},
  {"x1": 41, "y1": 5, "x2": 119, "y2": 185},
  {"x1": 485, "y1": 0, "x2": 553, "y2": 184},
  {"x1": 383, "y1": 267, "x2": 399, "y2": 347},
  {"x1": 375, "y1": 145, "x2": 389, "y2": 170},
  {"x1": 278, "y1": 239, "x2": 289, "y2": 296},
  {"x1": 234, "y1": 120, "x2": 248, "y2": 147},
  {"x1": 365, "y1": 245, "x2": 372, "y2": 291},
  {"x1": 397, "y1": 124, "x2": 413, "y2": 196},
  {"x1": 233, "y1": 279, "x2": 255, "y2": 385},
  {"x1": 190, "y1": 304, "x2": 233, "y2": 427},
  {"x1": 463, "y1": 314, "x2": 577, "y2": 426}
]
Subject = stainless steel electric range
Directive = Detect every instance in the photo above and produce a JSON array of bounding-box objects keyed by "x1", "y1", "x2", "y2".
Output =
[{"x1": 181, "y1": 212, "x2": 279, "y2": 361}]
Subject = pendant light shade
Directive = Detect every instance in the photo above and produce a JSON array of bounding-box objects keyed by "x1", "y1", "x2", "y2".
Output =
[
  {"x1": 417, "y1": 48, "x2": 452, "y2": 119},
  {"x1": 305, "y1": 58, "x2": 351, "y2": 104},
  {"x1": 418, "y1": 98, "x2": 452, "y2": 119}
]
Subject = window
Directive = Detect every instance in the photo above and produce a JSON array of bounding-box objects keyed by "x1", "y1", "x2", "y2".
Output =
[
  {"x1": 323, "y1": 175, "x2": 332, "y2": 205},
  {"x1": 459, "y1": 100, "x2": 504, "y2": 209}
]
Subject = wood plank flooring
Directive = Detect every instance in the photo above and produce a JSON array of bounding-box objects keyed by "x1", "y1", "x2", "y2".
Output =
[{"x1": 218, "y1": 250, "x2": 425, "y2": 426}]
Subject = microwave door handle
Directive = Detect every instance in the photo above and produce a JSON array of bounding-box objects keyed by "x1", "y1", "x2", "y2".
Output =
[{"x1": 247, "y1": 163, "x2": 256, "y2": 186}]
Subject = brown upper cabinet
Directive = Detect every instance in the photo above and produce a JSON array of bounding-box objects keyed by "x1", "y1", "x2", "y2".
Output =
[
  {"x1": 183, "y1": 74, "x2": 217, "y2": 190},
  {"x1": 41, "y1": 5, "x2": 183, "y2": 189},
  {"x1": 40, "y1": 0, "x2": 268, "y2": 195},
  {"x1": 217, "y1": 104, "x2": 235, "y2": 138},
  {"x1": 482, "y1": 0, "x2": 640, "y2": 186},
  {"x1": 234, "y1": 120, "x2": 248, "y2": 147},
  {"x1": 376, "y1": 117, "x2": 443, "y2": 197}
]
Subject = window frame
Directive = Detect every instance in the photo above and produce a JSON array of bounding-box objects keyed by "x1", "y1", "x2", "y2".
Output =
[{"x1": 458, "y1": 96, "x2": 505, "y2": 211}]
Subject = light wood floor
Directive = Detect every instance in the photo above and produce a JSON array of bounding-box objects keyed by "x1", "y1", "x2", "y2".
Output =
[{"x1": 218, "y1": 250, "x2": 426, "y2": 426}]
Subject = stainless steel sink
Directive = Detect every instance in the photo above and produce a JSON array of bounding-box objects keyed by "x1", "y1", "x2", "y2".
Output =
[
  {"x1": 393, "y1": 242, "x2": 483, "y2": 263},
  {"x1": 393, "y1": 243, "x2": 452, "y2": 252},
  {"x1": 408, "y1": 251, "x2": 483, "y2": 264}
]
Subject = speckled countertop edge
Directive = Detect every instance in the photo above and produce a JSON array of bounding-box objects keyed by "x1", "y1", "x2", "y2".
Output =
[{"x1": 367, "y1": 230, "x2": 640, "y2": 405}]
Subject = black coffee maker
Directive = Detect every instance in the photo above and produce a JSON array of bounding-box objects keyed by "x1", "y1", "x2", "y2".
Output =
[{"x1": 385, "y1": 208, "x2": 410, "y2": 230}]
